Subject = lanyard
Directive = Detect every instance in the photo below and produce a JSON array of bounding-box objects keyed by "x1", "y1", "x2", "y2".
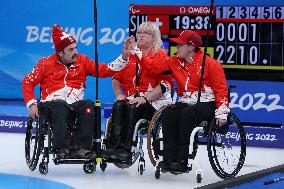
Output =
[{"x1": 135, "y1": 63, "x2": 143, "y2": 95}]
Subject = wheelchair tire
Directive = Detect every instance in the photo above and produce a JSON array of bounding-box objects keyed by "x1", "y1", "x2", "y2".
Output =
[
  {"x1": 155, "y1": 169, "x2": 161, "y2": 179},
  {"x1": 39, "y1": 162, "x2": 48, "y2": 175},
  {"x1": 196, "y1": 173, "x2": 202, "y2": 183},
  {"x1": 139, "y1": 164, "x2": 144, "y2": 175},
  {"x1": 147, "y1": 108, "x2": 165, "y2": 167},
  {"x1": 25, "y1": 116, "x2": 44, "y2": 171},
  {"x1": 83, "y1": 162, "x2": 95, "y2": 174},
  {"x1": 207, "y1": 112, "x2": 246, "y2": 179}
]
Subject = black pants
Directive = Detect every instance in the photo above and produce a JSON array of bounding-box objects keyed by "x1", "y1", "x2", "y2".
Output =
[
  {"x1": 109, "y1": 100, "x2": 155, "y2": 151},
  {"x1": 161, "y1": 102, "x2": 216, "y2": 163},
  {"x1": 40, "y1": 99, "x2": 94, "y2": 150}
]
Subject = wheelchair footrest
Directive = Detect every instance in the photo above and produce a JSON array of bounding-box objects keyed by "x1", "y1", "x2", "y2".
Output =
[
  {"x1": 54, "y1": 159, "x2": 95, "y2": 164},
  {"x1": 104, "y1": 158, "x2": 132, "y2": 164}
]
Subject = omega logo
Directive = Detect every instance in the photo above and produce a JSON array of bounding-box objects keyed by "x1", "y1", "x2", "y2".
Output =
[{"x1": 179, "y1": 7, "x2": 212, "y2": 14}]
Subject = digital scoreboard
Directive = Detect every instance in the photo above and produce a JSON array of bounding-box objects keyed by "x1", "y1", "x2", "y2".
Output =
[
  {"x1": 129, "y1": 5, "x2": 284, "y2": 81},
  {"x1": 215, "y1": 6, "x2": 284, "y2": 71}
]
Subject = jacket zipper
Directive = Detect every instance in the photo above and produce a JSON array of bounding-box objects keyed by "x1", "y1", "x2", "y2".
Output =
[{"x1": 64, "y1": 66, "x2": 68, "y2": 87}]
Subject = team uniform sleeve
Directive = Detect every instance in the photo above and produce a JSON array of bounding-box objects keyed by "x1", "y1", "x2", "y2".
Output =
[
  {"x1": 112, "y1": 72, "x2": 122, "y2": 82},
  {"x1": 207, "y1": 58, "x2": 230, "y2": 120},
  {"x1": 129, "y1": 48, "x2": 170, "y2": 74},
  {"x1": 83, "y1": 55, "x2": 128, "y2": 78},
  {"x1": 22, "y1": 59, "x2": 46, "y2": 108}
]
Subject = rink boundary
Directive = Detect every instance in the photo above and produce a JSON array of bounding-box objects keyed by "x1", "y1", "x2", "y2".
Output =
[{"x1": 196, "y1": 164, "x2": 284, "y2": 189}]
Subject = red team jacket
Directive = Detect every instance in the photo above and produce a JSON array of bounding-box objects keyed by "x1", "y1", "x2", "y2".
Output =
[
  {"x1": 132, "y1": 49, "x2": 230, "y2": 119},
  {"x1": 22, "y1": 54, "x2": 126, "y2": 108},
  {"x1": 113, "y1": 49, "x2": 173, "y2": 97}
]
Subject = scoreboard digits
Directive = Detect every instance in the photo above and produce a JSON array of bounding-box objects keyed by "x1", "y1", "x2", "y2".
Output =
[
  {"x1": 215, "y1": 6, "x2": 284, "y2": 70},
  {"x1": 172, "y1": 15, "x2": 210, "y2": 30},
  {"x1": 129, "y1": 5, "x2": 284, "y2": 73}
]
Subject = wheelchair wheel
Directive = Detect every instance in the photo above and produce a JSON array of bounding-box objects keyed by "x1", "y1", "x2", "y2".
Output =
[
  {"x1": 207, "y1": 112, "x2": 246, "y2": 179},
  {"x1": 83, "y1": 162, "x2": 95, "y2": 174},
  {"x1": 147, "y1": 108, "x2": 165, "y2": 167},
  {"x1": 25, "y1": 116, "x2": 44, "y2": 171},
  {"x1": 39, "y1": 162, "x2": 48, "y2": 175}
]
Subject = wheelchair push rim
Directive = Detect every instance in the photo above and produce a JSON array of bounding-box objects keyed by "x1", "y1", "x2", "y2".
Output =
[
  {"x1": 147, "y1": 108, "x2": 165, "y2": 167},
  {"x1": 25, "y1": 116, "x2": 44, "y2": 171},
  {"x1": 207, "y1": 112, "x2": 246, "y2": 179}
]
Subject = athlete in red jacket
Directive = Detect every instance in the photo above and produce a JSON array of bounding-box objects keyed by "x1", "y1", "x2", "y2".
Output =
[
  {"x1": 130, "y1": 30, "x2": 230, "y2": 172},
  {"x1": 22, "y1": 24, "x2": 128, "y2": 159},
  {"x1": 104, "y1": 22, "x2": 173, "y2": 161}
]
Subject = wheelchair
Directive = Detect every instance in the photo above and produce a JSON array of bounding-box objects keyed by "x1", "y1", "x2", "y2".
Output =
[
  {"x1": 102, "y1": 115, "x2": 148, "y2": 175},
  {"x1": 147, "y1": 93, "x2": 246, "y2": 182},
  {"x1": 25, "y1": 103, "x2": 107, "y2": 175}
]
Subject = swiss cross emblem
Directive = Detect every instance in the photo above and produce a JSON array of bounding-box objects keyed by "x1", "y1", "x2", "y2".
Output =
[
  {"x1": 85, "y1": 107, "x2": 92, "y2": 114},
  {"x1": 60, "y1": 32, "x2": 71, "y2": 41},
  {"x1": 147, "y1": 15, "x2": 169, "y2": 34}
]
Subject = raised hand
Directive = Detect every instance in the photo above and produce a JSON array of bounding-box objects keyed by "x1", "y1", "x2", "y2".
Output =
[
  {"x1": 29, "y1": 103, "x2": 38, "y2": 119},
  {"x1": 128, "y1": 35, "x2": 135, "y2": 50},
  {"x1": 122, "y1": 35, "x2": 135, "y2": 60}
]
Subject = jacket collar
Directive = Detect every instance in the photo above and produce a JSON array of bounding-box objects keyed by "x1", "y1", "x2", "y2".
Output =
[
  {"x1": 174, "y1": 49, "x2": 203, "y2": 65},
  {"x1": 54, "y1": 54, "x2": 79, "y2": 68}
]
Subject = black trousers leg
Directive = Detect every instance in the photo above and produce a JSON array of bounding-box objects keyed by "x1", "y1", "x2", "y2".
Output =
[
  {"x1": 122, "y1": 103, "x2": 155, "y2": 151},
  {"x1": 71, "y1": 99, "x2": 94, "y2": 150},
  {"x1": 109, "y1": 100, "x2": 127, "y2": 148},
  {"x1": 48, "y1": 100, "x2": 71, "y2": 149},
  {"x1": 177, "y1": 102, "x2": 216, "y2": 162},
  {"x1": 161, "y1": 103, "x2": 188, "y2": 162}
]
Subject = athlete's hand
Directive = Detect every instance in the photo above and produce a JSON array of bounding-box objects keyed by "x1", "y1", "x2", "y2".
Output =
[
  {"x1": 129, "y1": 97, "x2": 146, "y2": 107},
  {"x1": 29, "y1": 104, "x2": 38, "y2": 119},
  {"x1": 116, "y1": 94, "x2": 126, "y2": 101},
  {"x1": 122, "y1": 35, "x2": 135, "y2": 60}
]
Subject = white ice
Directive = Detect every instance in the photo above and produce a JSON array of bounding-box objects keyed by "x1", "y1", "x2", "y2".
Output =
[{"x1": 0, "y1": 132, "x2": 284, "y2": 189}]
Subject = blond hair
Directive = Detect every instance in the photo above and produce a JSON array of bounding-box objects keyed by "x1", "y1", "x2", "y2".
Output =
[{"x1": 137, "y1": 21, "x2": 163, "y2": 53}]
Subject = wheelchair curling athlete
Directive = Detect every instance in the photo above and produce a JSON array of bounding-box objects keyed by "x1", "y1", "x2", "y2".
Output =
[
  {"x1": 22, "y1": 24, "x2": 129, "y2": 159},
  {"x1": 129, "y1": 30, "x2": 230, "y2": 172},
  {"x1": 102, "y1": 22, "x2": 173, "y2": 162}
]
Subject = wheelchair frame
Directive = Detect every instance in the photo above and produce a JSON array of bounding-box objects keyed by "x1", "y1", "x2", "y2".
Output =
[
  {"x1": 102, "y1": 115, "x2": 148, "y2": 175},
  {"x1": 25, "y1": 111, "x2": 107, "y2": 175},
  {"x1": 147, "y1": 107, "x2": 246, "y2": 183}
]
